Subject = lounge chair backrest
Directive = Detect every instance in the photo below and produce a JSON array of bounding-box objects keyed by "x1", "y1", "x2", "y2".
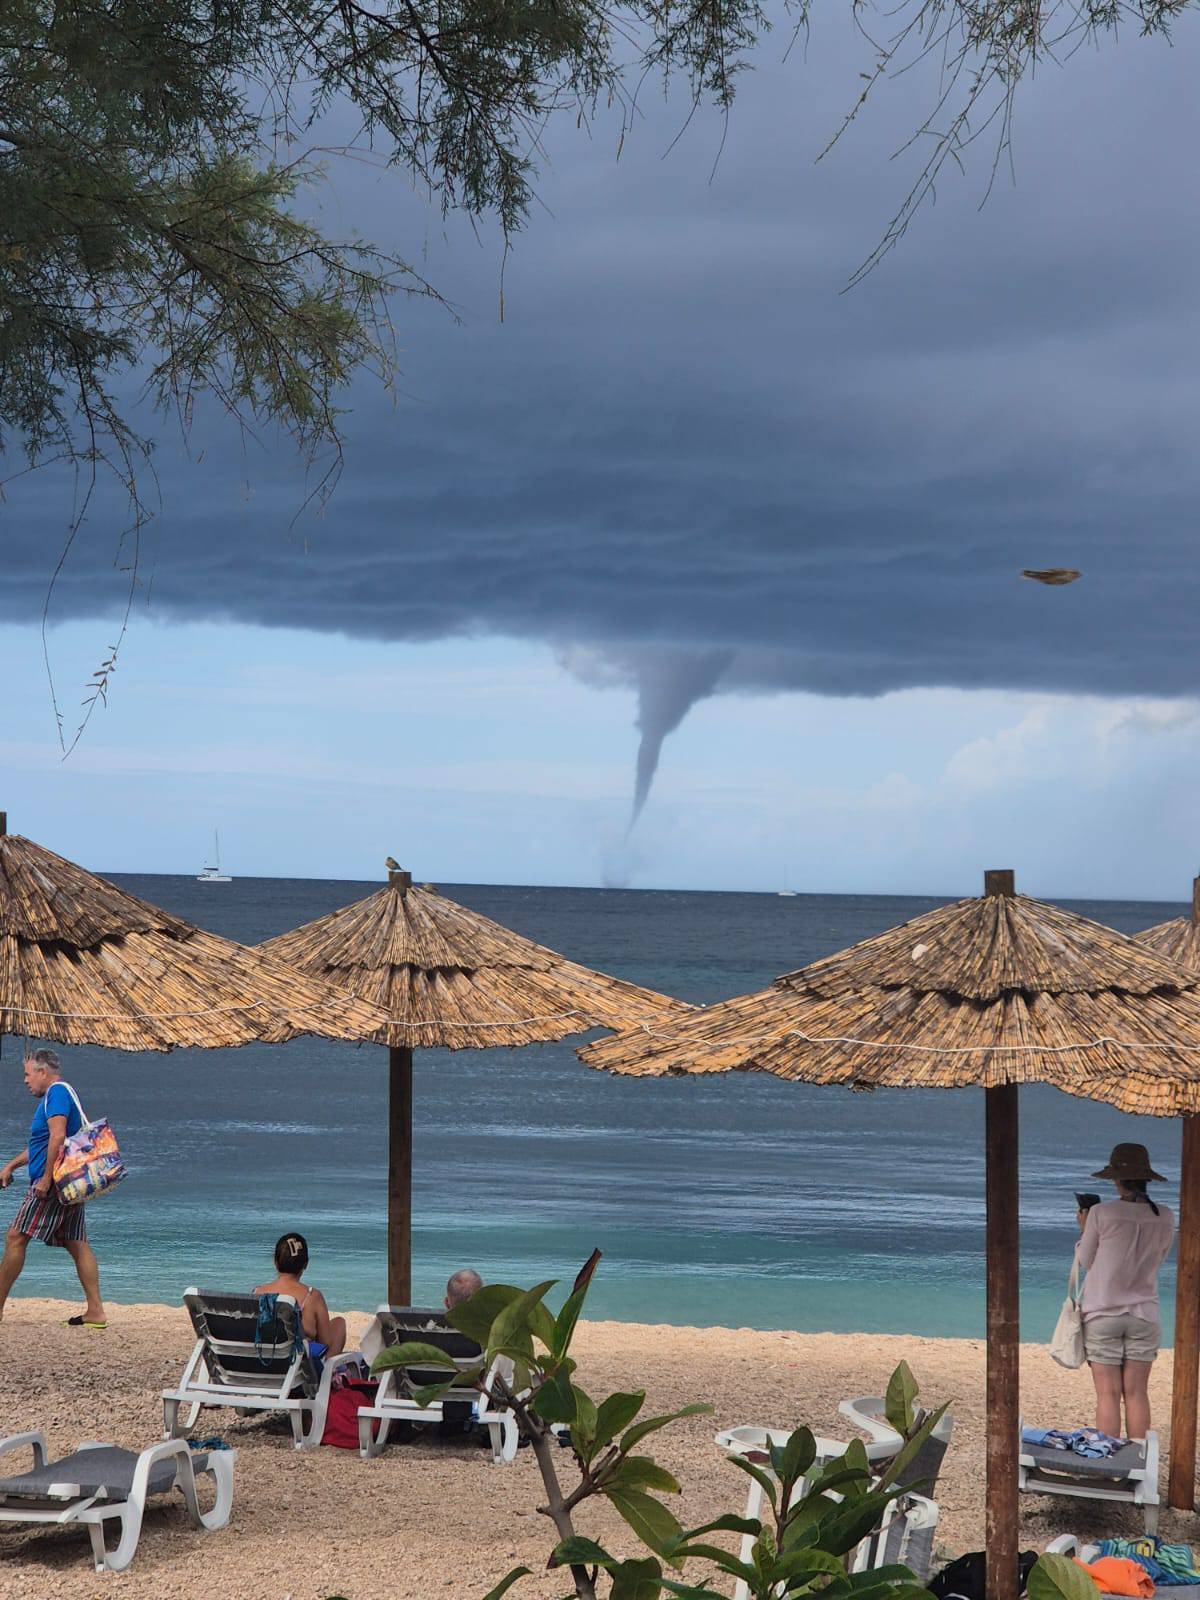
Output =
[
  {"x1": 376, "y1": 1307, "x2": 484, "y2": 1392},
  {"x1": 844, "y1": 1396, "x2": 954, "y2": 1492},
  {"x1": 185, "y1": 1290, "x2": 321, "y2": 1398},
  {"x1": 856, "y1": 1494, "x2": 938, "y2": 1581}
]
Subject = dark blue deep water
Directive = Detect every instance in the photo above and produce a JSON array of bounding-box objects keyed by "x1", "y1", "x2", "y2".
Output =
[{"x1": 4, "y1": 878, "x2": 1189, "y2": 1337}]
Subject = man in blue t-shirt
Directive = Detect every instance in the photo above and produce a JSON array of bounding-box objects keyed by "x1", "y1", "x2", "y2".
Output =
[{"x1": 0, "y1": 1047, "x2": 106, "y2": 1327}]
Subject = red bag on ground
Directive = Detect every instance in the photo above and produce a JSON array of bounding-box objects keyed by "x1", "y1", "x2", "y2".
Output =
[{"x1": 321, "y1": 1379, "x2": 379, "y2": 1449}]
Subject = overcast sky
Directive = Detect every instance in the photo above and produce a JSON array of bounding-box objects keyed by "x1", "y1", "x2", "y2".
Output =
[{"x1": 4, "y1": 20, "x2": 1200, "y2": 895}]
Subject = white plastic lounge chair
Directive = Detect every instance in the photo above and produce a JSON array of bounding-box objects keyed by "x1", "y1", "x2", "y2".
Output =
[
  {"x1": 0, "y1": 1432, "x2": 234, "y2": 1573},
  {"x1": 713, "y1": 1425, "x2": 938, "y2": 1600},
  {"x1": 1045, "y1": 1535, "x2": 1199, "y2": 1598},
  {"x1": 1019, "y1": 1423, "x2": 1159, "y2": 1534},
  {"x1": 356, "y1": 1305, "x2": 519, "y2": 1464},
  {"x1": 162, "y1": 1288, "x2": 363, "y2": 1451},
  {"x1": 838, "y1": 1394, "x2": 955, "y2": 1486}
]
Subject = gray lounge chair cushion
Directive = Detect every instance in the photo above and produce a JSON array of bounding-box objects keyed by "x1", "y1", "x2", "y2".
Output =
[
  {"x1": 1022, "y1": 1440, "x2": 1146, "y2": 1479},
  {"x1": 878, "y1": 1506, "x2": 935, "y2": 1581},
  {"x1": 0, "y1": 1446, "x2": 203, "y2": 1501}
]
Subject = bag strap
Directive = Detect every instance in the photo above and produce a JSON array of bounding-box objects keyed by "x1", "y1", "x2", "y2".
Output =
[
  {"x1": 45, "y1": 1080, "x2": 87, "y2": 1126},
  {"x1": 1067, "y1": 1258, "x2": 1082, "y2": 1303}
]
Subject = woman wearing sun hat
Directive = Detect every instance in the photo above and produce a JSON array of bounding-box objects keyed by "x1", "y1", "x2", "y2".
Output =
[{"x1": 1076, "y1": 1143, "x2": 1175, "y2": 1439}]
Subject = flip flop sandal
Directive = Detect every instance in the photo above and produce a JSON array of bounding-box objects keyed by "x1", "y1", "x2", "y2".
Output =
[{"x1": 64, "y1": 1316, "x2": 107, "y2": 1329}]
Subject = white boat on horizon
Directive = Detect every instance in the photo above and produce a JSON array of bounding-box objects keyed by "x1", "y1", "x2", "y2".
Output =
[
  {"x1": 777, "y1": 890, "x2": 797, "y2": 897},
  {"x1": 197, "y1": 831, "x2": 232, "y2": 883}
]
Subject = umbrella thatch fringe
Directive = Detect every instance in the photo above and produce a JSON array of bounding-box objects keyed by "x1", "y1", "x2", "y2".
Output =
[
  {"x1": 579, "y1": 890, "x2": 1200, "y2": 1117},
  {"x1": 260, "y1": 879, "x2": 690, "y2": 1047},
  {"x1": 1, "y1": 834, "x2": 388, "y2": 1048}
]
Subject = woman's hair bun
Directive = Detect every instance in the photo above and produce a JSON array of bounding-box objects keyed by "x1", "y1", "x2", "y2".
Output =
[{"x1": 274, "y1": 1231, "x2": 310, "y2": 1273}]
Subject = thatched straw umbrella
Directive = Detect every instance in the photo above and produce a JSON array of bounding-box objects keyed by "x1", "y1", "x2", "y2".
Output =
[
  {"x1": 1135, "y1": 878, "x2": 1200, "y2": 1511},
  {"x1": 579, "y1": 869, "x2": 1200, "y2": 1600},
  {"x1": 0, "y1": 814, "x2": 387, "y2": 1048},
  {"x1": 260, "y1": 865, "x2": 690, "y2": 1303}
]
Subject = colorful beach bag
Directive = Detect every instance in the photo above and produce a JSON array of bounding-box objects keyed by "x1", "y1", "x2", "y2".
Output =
[{"x1": 51, "y1": 1083, "x2": 127, "y2": 1207}]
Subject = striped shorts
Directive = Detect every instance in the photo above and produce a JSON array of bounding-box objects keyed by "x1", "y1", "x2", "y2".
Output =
[{"x1": 11, "y1": 1184, "x2": 87, "y2": 1247}]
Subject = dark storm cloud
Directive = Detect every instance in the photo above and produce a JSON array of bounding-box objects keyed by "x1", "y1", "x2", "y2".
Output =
[{"x1": 5, "y1": 31, "x2": 1200, "y2": 730}]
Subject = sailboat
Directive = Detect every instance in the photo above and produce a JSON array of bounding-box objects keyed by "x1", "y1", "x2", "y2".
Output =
[{"x1": 196, "y1": 830, "x2": 232, "y2": 883}]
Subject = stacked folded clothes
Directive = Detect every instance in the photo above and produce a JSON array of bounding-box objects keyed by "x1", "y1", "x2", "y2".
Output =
[
  {"x1": 1021, "y1": 1427, "x2": 1128, "y2": 1460},
  {"x1": 1073, "y1": 1557, "x2": 1154, "y2": 1597},
  {"x1": 1097, "y1": 1538, "x2": 1200, "y2": 1587}
]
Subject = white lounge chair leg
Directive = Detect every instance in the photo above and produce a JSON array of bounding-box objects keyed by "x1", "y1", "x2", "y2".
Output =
[
  {"x1": 102, "y1": 1499, "x2": 147, "y2": 1573},
  {"x1": 359, "y1": 1411, "x2": 388, "y2": 1459},
  {"x1": 497, "y1": 1414, "x2": 519, "y2": 1464},
  {"x1": 175, "y1": 1450, "x2": 235, "y2": 1531},
  {"x1": 1144, "y1": 1502, "x2": 1159, "y2": 1535},
  {"x1": 289, "y1": 1408, "x2": 308, "y2": 1450},
  {"x1": 87, "y1": 1518, "x2": 110, "y2": 1573}
]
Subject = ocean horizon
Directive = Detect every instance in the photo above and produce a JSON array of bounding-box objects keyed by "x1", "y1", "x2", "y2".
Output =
[{"x1": 4, "y1": 875, "x2": 1190, "y2": 1340}]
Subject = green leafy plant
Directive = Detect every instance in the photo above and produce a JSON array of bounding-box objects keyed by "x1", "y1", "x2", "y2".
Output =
[{"x1": 372, "y1": 1253, "x2": 954, "y2": 1600}]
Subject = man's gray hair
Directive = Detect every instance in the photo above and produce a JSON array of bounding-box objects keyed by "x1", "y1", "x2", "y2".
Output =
[
  {"x1": 27, "y1": 1047, "x2": 62, "y2": 1073},
  {"x1": 445, "y1": 1268, "x2": 483, "y2": 1307}
]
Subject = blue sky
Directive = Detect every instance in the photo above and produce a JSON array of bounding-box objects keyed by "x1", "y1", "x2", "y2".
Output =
[{"x1": 4, "y1": 24, "x2": 1200, "y2": 897}]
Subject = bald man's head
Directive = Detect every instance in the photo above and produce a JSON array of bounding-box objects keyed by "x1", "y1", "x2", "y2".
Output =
[{"x1": 445, "y1": 1268, "x2": 483, "y2": 1309}]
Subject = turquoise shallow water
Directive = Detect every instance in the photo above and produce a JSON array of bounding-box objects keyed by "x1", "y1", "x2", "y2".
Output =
[{"x1": 4, "y1": 878, "x2": 1189, "y2": 1337}]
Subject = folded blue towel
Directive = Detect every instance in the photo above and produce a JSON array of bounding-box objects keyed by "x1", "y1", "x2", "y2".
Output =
[{"x1": 1021, "y1": 1426, "x2": 1127, "y2": 1459}]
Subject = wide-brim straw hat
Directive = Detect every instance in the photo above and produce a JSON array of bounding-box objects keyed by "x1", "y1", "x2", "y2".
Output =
[{"x1": 1093, "y1": 1142, "x2": 1165, "y2": 1183}]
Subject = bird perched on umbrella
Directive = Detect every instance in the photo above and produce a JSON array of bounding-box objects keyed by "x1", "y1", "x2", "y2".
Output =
[
  {"x1": 385, "y1": 856, "x2": 401, "y2": 871},
  {"x1": 1022, "y1": 568, "x2": 1081, "y2": 585}
]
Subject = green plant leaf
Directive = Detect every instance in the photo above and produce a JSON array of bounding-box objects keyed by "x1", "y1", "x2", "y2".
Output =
[
  {"x1": 674, "y1": 1513, "x2": 761, "y2": 1543},
  {"x1": 776, "y1": 1426, "x2": 818, "y2": 1487},
  {"x1": 611, "y1": 1556, "x2": 666, "y2": 1599},
  {"x1": 371, "y1": 1340, "x2": 462, "y2": 1374},
  {"x1": 551, "y1": 1535, "x2": 618, "y2": 1569},
  {"x1": 446, "y1": 1285, "x2": 524, "y2": 1347},
  {"x1": 818, "y1": 1493, "x2": 905, "y2": 1558},
  {"x1": 607, "y1": 1455, "x2": 681, "y2": 1495},
  {"x1": 410, "y1": 1366, "x2": 483, "y2": 1406},
  {"x1": 571, "y1": 1385, "x2": 600, "y2": 1460},
  {"x1": 490, "y1": 1279, "x2": 558, "y2": 1355},
  {"x1": 594, "y1": 1390, "x2": 646, "y2": 1450},
  {"x1": 621, "y1": 1403, "x2": 713, "y2": 1453},
  {"x1": 662, "y1": 1543, "x2": 759, "y2": 1578},
  {"x1": 884, "y1": 1362, "x2": 919, "y2": 1436},
  {"x1": 873, "y1": 1401, "x2": 949, "y2": 1492},
  {"x1": 1028, "y1": 1553, "x2": 1104, "y2": 1600},
  {"x1": 606, "y1": 1486, "x2": 685, "y2": 1561},
  {"x1": 552, "y1": 1284, "x2": 590, "y2": 1359},
  {"x1": 481, "y1": 1567, "x2": 533, "y2": 1600},
  {"x1": 530, "y1": 1369, "x2": 577, "y2": 1424},
  {"x1": 726, "y1": 1451, "x2": 780, "y2": 1511}
]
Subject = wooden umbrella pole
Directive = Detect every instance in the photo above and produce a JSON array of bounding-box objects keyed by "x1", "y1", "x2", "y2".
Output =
[
  {"x1": 1168, "y1": 874, "x2": 1200, "y2": 1510},
  {"x1": 984, "y1": 869, "x2": 1020, "y2": 1600},
  {"x1": 388, "y1": 1043, "x2": 413, "y2": 1306},
  {"x1": 1169, "y1": 1116, "x2": 1200, "y2": 1509},
  {"x1": 986, "y1": 1081, "x2": 1021, "y2": 1600}
]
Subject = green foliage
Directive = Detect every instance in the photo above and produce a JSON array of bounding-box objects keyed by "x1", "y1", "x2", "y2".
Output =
[
  {"x1": 370, "y1": 1254, "x2": 959, "y2": 1600},
  {"x1": 1027, "y1": 1554, "x2": 1103, "y2": 1600}
]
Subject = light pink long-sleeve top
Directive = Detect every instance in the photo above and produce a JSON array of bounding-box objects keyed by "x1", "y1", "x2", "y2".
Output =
[{"x1": 1076, "y1": 1197, "x2": 1175, "y2": 1322}]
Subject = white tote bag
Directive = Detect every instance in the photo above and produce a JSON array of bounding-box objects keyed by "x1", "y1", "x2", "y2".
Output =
[{"x1": 1050, "y1": 1260, "x2": 1085, "y2": 1369}]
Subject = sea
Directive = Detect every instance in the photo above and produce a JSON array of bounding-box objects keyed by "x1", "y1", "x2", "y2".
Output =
[{"x1": 5, "y1": 878, "x2": 1190, "y2": 1340}]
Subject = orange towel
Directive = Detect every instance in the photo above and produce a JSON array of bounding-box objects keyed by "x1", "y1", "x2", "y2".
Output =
[{"x1": 1073, "y1": 1557, "x2": 1155, "y2": 1597}]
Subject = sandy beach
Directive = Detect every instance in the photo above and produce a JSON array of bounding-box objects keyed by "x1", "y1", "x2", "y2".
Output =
[{"x1": 0, "y1": 1298, "x2": 1194, "y2": 1599}]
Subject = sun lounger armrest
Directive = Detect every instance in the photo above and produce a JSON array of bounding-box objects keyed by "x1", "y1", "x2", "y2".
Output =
[
  {"x1": 0, "y1": 1432, "x2": 48, "y2": 1470},
  {"x1": 1045, "y1": 1537, "x2": 1079, "y2": 1557},
  {"x1": 838, "y1": 1399, "x2": 903, "y2": 1448}
]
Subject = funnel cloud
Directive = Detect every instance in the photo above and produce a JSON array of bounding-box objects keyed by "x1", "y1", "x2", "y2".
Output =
[{"x1": 630, "y1": 649, "x2": 734, "y2": 827}]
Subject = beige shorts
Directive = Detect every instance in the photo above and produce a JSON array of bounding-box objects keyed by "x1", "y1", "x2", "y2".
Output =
[{"x1": 1083, "y1": 1312, "x2": 1161, "y2": 1366}]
